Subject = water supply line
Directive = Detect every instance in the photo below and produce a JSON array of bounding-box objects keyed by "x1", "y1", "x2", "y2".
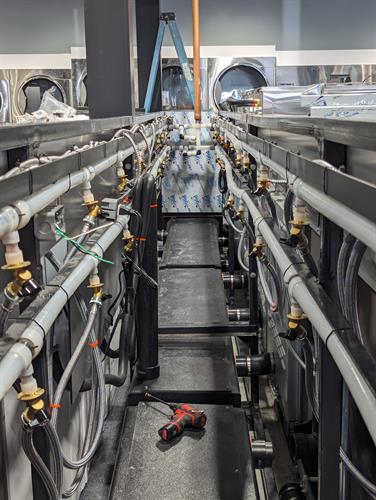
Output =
[
  {"x1": 0, "y1": 120, "x2": 166, "y2": 239},
  {"x1": 0, "y1": 214, "x2": 129, "y2": 401},
  {"x1": 216, "y1": 122, "x2": 376, "y2": 254},
  {"x1": 216, "y1": 144, "x2": 376, "y2": 446}
]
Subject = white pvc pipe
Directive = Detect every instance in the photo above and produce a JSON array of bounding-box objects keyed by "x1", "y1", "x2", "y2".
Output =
[
  {"x1": 220, "y1": 125, "x2": 376, "y2": 254},
  {"x1": 0, "y1": 214, "x2": 129, "y2": 401},
  {"x1": 0, "y1": 123, "x2": 166, "y2": 239},
  {"x1": 216, "y1": 145, "x2": 376, "y2": 445}
]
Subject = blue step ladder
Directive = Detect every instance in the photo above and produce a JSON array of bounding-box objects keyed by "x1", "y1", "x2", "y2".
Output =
[{"x1": 144, "y1": 12, "x2": 195, "y2": 113}]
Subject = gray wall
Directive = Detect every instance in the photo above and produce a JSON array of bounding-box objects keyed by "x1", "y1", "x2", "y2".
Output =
[{"x1": 1, "y1": 0, "x2": 376, "y2": 53}]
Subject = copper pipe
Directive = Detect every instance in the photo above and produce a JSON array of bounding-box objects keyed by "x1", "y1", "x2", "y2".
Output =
[{"x1": 192, "y1": 0, "x2": 201, "y2": 123}]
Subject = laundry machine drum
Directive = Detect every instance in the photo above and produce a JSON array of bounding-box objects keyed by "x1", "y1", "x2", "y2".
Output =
[
  {"x1": 162, "y1": 64, "x2": 192, "y2": 110},
  {"x1": 213, "y1": 63, "x2": 267, "y2": 110},
  {"x1": 18, "y1": 76, "x2": 65, "y2": 114}
]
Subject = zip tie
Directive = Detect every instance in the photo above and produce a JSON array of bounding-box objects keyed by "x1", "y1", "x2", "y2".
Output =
[
  {"x1": 135, "y1": 236, "x2": 147, "y2": 242},
  {"x1": 150, "y1": 203, "x2": 158, "y2": 208},
  {"x1": 50, "y1": 403, "x2": 61, "y2": 409},
  {"x1": 88, "y1": 339, "x2": 99, "y2": 348}
]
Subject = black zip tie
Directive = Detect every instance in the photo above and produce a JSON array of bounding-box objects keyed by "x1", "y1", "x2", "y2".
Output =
[
  {"x1": 31, "y1": 318, "x2": 47, "y2": 338},
  {"x1": 282, "y1": 262, "x2": 304, "y2": 282},
  {"x1": 325, "y1": 329, "x2": 337, "y2": 347},
  {"x1": 48, "y1": 284, "x2": 70, "y2": 303},
  {"x1": 64, "y1": 173, "x2": 72, "y2": 195}
]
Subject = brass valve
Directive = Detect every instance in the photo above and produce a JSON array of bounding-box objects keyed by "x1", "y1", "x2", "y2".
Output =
[
  {"x1": 123, "y1": 230, "x2": 134, "y2": 253},
  {"x1": 235, "y1": 153, "x2": 243, "y2": 168},
  {"x1": 251, "y1": 240, "x2": 266, "y2": 260},
  {"x1": 87, "y1": 281, "x2": 104, "y2": 301},
  {"x1": 242, "y1": 156, "x2": 251, "y2": 171},
  {"x1": 283, "y1": 309, "x2": 307, "y2": 341},
  {"x1": 118, "y1": 174, "x2": 129, "y2": 192},
  {"x1": 234, "y1": 204, "x2": 245, "y2": 221},
  {"x1": 18, "y1": 387, "x2": 46, "y2": 423},
  {"x1": 288, "y1": 219, "x2": 310, "y2": 247},
  {"x1": 225, "y1": 194, "x2": 235, "y2": 210},
  {"x1": 1, "y1": 262, "x2": 40, "y2": 302},
  {"x1": 84, "y1": 200, "x2": 101, "y2": 219}
]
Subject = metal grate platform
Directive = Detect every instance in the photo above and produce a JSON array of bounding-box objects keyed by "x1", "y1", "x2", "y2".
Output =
[
  {"x1": 160, "y1": 218, "x2": 221, "y2": 269},
  {"x1": 129, "y1": 335, "x2": 240, "y2": 406},
  {"x1": 158, "y1": 267, "x2": 230, "y2": 333},
  {"x1": 110, "y1": 403, "x2": 257, "y2": 500}
]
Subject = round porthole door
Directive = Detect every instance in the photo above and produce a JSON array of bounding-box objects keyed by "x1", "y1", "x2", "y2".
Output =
[{"x1": 213, "y1": 63, "x2": 267, "y2": 110}]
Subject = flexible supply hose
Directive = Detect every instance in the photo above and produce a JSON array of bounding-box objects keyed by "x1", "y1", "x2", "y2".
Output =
[
  {"x1": 237, "y1": 228, "x2": 279, "y2": 311},
  {"x1": 344, "y1": 240, "x2": 367, "y2": 344},
  {"x1": 51, "y1": 302, "x2": 107, "y2": 470},
  {"x1": 225, "y1": 210, "x2": 243, "y2": 234},
  {"x1": 22, "y1": 427, "x2": 60, "y2": 500},
  {"x1": 44, "y1": 421, "x2": 64, "y2": 497},
  {"x1": 0, "y1": 307, "x2": 10, "y2": 336},
  {"x1": 340, "y1": 448, "x2": 376, "y2": 498},
  {"x1": 51, "y1": 303, "x2": 99, "y2": 427},
  {"x1": 302, "y1": 338, "x2": 319, "y2": 421},
  {"x1": 284, "y1": 189, "x2": 294, "y2": 232},
  {"x1": 337, "y1": 234, "x2": 356, "y2": 313}
]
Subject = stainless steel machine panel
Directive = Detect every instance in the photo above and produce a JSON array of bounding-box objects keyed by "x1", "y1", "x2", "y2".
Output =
[
  {"x1": 0, "y1": 69, "x2": 72, "y2": 121},
  {"x1": 208, "y1": 57, "x2": 276, "y2": 111},
  {"x1": 0, "y1": 80, "x2": 11, "y2": 123}
]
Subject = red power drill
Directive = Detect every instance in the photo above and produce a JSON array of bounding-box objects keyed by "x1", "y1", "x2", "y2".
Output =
[{"x1": 145, "y1": 392, "x2": 207, "y2": 442}]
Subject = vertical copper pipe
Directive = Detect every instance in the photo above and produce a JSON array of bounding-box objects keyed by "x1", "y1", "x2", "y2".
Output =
[{"x1": 192, "y1": 0, "x2": 201, "y2": 123}]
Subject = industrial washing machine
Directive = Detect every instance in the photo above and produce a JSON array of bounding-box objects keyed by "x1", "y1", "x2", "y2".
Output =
[
  {"x1": 208, "y1": 57, "x2": 276, "y2": 111},
  {"x1": 72, "y1": 58, "x2": 88, "y2": 110},
  {"x1": 0, "y1": 69, "x2": 72, "y2": 120},
  {"x1": 0, "y1": 80, "x2": 11, "y2": 123},
  {"x1": 161, "y1": 58, "x2": 209, "y2": 110}
]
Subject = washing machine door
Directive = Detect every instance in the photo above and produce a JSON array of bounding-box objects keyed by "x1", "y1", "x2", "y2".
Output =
[
  {"x1": 213, "y1": 63, "x2": 268, "y2": 111},
  {"x1": 162, "y1": 64, "x2": 193, "y2": 110},
  {"x1": 0, "y1": 80, "x2": 11, "y2": 123},
  {"x1": 18, "y1": 76, "x2": 65, "y2": 114}
]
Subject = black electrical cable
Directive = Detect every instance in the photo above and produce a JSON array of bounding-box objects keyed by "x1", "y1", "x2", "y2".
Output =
[{"x1": 218, "y1": 169, "x2": 228, "y2": 194}]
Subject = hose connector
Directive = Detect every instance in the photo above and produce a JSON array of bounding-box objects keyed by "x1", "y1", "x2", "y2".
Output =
[
  {"x1": 251, "y1": 236, "x2": 266, "y2": 260},
  {"x1": 280, "y1": 304, "x2": 306, "y2": 341},
  {"x1": 225, "y1": 194, "x2": 235, "y2": 210},
  {"x1": 116, "y1": 162, "x2": 129, "y2": 192},
  {"x1": 88, "y1": 272, "x2": 104, "y2": 304},
  {"x1": 18, "y1": 383, "x2": 46, "y2": 424},
  {"x1": 122, "y1": 228, "x2": 134, "y2": 253}
]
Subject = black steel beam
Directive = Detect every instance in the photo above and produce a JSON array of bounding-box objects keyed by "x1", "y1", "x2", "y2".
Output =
[
  {"x1": 136, "y1": 0, "x2": 161, "y2": 111},
  {"x1": 84, "y1": 0, "x2": 134, "y2": 118}
]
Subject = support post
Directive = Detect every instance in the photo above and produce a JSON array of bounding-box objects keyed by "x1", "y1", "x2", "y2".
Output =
[{"x1": 84, "y1": 0, "x2": 134, "y2": 118}]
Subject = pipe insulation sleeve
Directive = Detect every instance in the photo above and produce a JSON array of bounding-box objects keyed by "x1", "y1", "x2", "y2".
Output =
[
  {"x1": 216, "y1": 144, "x2": 376, "y2": 446},
  {"x1": 0, "y1": 214, "x2": 129, "y2": 401},
  {"x1": 0, "y1": 123, "x2": 166, "y2": 238},
  {"x1": 220, "y1": 126, "x2": 376, "y2": 254}
]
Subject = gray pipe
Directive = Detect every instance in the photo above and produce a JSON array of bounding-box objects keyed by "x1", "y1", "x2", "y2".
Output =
[
  {"x1": 217, "y1": 145, "x2": 376, "y2": 446},
  {"x1": 219, "y1": 124, "x2": 376, "y2": 254},
  {"x1": 0, "y1": 214, "x2": 129, "y2": 401},
  {"x1": 0, "y1": 122, "x2": 166, "y2": 239}
]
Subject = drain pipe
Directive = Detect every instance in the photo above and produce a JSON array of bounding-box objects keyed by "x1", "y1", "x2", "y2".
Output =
[
  {"x1": 192, "y1": 0, "x2": 201, "y2": 148},
  {"x1": 0, "y1": 214, "x2": 129, "y2": 401},
  {"x1": 0, "y1": 123, "x2": 166, "y2": 240},
  {"x1": 216, "y1": 145, "x2": 376, "y2": 446},
  {"x1": 218, "y1": 125, "x2": 376, "y2": 254}
]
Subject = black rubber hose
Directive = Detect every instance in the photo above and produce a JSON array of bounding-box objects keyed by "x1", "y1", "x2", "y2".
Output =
[
  {"x1": 264, "y1": 190, "x2": 277, "y2": 223},
  {"x1": 299, "y1": 247, "x2": 319, "y2": 277},
  {"x1": 284, "y1": 189, "x2": 294, "y2": 231},
  {"x1": 218, "y1": 169, "x2": 228, "y2": 194},
  {"x1": 81, "y1": 174, "x2": 156, "y2": 390}
]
